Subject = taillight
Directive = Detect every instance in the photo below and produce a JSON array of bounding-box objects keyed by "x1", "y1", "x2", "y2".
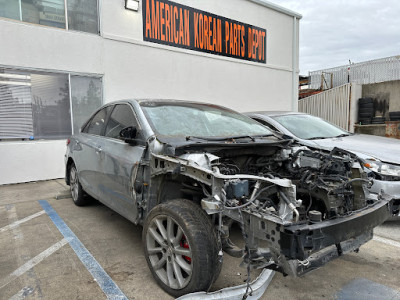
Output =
[{"x1": 66, "y1": 139, "x2": 71, "y2": 146}]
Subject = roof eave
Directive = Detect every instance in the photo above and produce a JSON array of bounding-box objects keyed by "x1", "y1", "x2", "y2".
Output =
[{"x1": 247, "y1": 0, "x2": 302, "y2": 19}]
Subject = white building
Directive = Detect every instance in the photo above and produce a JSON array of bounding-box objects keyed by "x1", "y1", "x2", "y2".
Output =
[{"x1": 0, "y1": 0, "x2": 301, "y2": 185}]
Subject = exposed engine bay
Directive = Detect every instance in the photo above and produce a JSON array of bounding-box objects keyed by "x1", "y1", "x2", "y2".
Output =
[
  {"x1": 150, "y1": 142, "x2": 392, "y2": 277},
  {"x1": 211, "y1": 146, "x2": 373, "y2": 220}
]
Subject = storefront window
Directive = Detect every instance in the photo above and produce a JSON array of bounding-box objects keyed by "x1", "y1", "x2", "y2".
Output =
[
  {"x1": 31, "y1": 73, "x2": 71, "y2": 139},
  {"x1": 0, "y1": 0, "x2": 99, "y2": 34},
  {"x1": 0, "y1": 69, "x2": 33, "y2": 139},
  {"x1": 0, "y1": 68, "x2": 102, "y2": 140},
  {"x1": 68, "y1": 0, "x2": 98, "y2": 34},
  {"x1": 70, "y1": 76, "x2": 102, "y2": 134},
  {"x1": 0, "y1": 0, "x2": 20, "y2": 21}
]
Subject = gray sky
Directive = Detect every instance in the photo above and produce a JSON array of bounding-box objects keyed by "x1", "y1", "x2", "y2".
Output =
[{"x1": 271, "y1": 0, "x2": 400, "y2": 75}]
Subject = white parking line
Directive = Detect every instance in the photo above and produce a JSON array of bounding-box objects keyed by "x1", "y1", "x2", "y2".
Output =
[
  {"x1": 373, "y1": 236, "x2": 400, "y2": 248},
  {"x1": 0, "y1": 238, "x2": 70, "y2": 290},
  {"x1": 0, "y1": 210, "x2": 45, "y2": 233}
]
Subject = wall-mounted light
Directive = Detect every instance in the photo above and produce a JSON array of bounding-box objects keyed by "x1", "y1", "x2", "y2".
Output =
[{"x1": 125, "y1": 0, "x2": 139, "y2": 11}]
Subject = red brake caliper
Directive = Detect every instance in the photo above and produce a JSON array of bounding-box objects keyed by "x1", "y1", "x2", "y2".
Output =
[{"x1": 180, "y1": 235, "x2": 191, "y2": 263}]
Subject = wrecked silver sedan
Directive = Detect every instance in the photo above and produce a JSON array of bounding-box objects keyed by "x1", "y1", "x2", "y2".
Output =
[{"x1": 65, "y1": 100, "x2": 395, "y2": 298}]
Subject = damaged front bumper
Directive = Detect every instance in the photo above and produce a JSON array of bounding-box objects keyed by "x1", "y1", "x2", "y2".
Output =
[
  {"x1": 248, "y1": 198, "x2": 392, "y2": 276},
  {"x1": 176, "y1": 269, "x2": 275, "y2": 300}
]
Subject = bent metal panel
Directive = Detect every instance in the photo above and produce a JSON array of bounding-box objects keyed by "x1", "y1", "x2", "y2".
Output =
[{"x1": 142, "y1": 0, "x2": 267, "y2": 63}]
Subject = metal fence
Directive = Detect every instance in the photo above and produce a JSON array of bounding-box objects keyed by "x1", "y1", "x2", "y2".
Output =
[
  {"x1": 298, "y1": 83, "x2": 351, "y2": 130},
  {"x1": 309, "y1": 55, "x2": 400, "y2": 89}
]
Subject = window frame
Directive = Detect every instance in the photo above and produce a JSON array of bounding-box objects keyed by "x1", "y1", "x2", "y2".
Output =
[
  {"x1": 103, "y1": 103, "x2": 141, "y2": 141},
  {"x1": 82, "y1": 105, "x2": 113, "y2": 137},
  {"x1": 66, "y1": 0, "x2": 100, "y2": 34}
]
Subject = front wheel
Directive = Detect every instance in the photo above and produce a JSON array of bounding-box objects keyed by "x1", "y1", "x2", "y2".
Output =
[{"x1": 143, "y1": 199, "x2": 221, "y2": 297}]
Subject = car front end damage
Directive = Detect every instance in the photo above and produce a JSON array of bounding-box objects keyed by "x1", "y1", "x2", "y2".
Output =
[{"x1": 148, "y1": 143, "x2": 395, "y2": 279}]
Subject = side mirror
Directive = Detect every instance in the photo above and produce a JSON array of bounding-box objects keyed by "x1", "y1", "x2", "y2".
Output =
[{"x1": 119, "y1": 126, "x2": 137, "y2": 144}]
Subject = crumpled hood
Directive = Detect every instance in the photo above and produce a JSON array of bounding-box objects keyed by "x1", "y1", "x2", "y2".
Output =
[{"x1": 307, "y1": 134, "x2": 400, "y2": 165}]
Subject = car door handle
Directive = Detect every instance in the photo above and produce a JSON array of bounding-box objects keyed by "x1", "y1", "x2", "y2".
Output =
[{"x1": 95, "y1": 146, "x2": 102, "y2": 154}]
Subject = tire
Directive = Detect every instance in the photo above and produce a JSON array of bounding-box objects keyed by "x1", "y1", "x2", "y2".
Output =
[
  {"x1": 358, "y1": 118, "x2": 372, "y2": 125},
  {"x1": 372, "y1": 117, "x2": 386, "y2": 124},
  {"x1": 358, "y1": 97, "x2": 373, "y2": 104},
  {"x1": 358, "y1": 107, "x2": 374, "y2": 114},
  {"x1": 358, "y1": 103, "x2": 374, "y2": 109},
  {"x1": 143, "y1": 199, "x2": 221, "y2": 297},
  {"x1": 372, "y1": 116, "x2": 385, "y2": 121},
  {"x1": 359, "y1": 112, "x2": 374, "y2": 118},
  {"x1": 69, "y1": 164, "x2": 88, "y2": 206},
  {"x1": 389, "y1": 112, "x2": 400, "y2": 120}
]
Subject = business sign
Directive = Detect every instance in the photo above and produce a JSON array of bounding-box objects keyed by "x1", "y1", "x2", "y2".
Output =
[{"x1": 142, "y1": 0, "x2": 267, "y2": 63}]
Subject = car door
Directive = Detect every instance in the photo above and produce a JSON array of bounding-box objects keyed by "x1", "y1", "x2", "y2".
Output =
[
  {"x1": 101, "y1": 103, "x2": 146, "y2": 223},
  {"x1": 74, "y1": 106, "x2": 112, "y2": 199}
]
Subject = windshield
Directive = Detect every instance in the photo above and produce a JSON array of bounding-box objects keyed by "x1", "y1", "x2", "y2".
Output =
[
  {"x1": 140, "y1": 102, "x2": 272, "y2": 138},
  {"x1": 273, "y1": 114, "x2": 349, "y2": 140}
]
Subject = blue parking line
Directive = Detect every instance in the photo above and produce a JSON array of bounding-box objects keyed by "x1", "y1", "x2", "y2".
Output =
[{"x1": 39, "y1": 200, "x2": 128, "y2": 300}]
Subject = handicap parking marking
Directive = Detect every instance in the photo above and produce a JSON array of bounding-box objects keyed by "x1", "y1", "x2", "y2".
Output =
[
  {"x1": 0, "y1": 238, "x2": 70, "y2": 289},
  {"x1": 38, "y1": 200, "x2": 129, "y2": 300},
  {"x1": 0, "y1": 210, "x2": 46, "y2": 233}
]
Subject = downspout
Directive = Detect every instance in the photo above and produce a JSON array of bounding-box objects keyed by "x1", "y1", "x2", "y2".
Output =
[{"x1": 292, "y1": 16, "x2": 297, "y2": 111}]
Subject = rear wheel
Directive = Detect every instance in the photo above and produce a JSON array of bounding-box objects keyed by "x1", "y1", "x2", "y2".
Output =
[
  {"x1": 69, "y1": 164, "x2": 88, "y2": 206},
  {"x1": 143, "y1": 199, "x2": 221, "y2": 297}
]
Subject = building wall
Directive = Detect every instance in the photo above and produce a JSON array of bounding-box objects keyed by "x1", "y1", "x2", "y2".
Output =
[
  {"x1": 362, "y1": 80, "x2": 400, "y2": 116},
  {"x1": 0, "y1": 0, "x2": 300, "y2": 185}
]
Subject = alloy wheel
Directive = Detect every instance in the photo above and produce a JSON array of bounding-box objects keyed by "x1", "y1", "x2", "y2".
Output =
[{"x1": 146, "y1": 215, "x2": 193, "y2": 290}]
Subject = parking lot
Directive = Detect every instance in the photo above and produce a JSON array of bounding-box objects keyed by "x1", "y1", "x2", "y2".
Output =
[{"x1": 0, "y1": 179, "x2": 399, "y2": 300}]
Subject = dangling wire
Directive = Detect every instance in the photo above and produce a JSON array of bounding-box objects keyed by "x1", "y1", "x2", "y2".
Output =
[{"x1": 238, "y1": 209, "x2": 253, "y2": 299}]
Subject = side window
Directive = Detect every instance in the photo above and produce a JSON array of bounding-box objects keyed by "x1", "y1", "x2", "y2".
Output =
[
  {"x1": 85, "y1": 107, "x2": 110, "y2": 136},
  {"x1": 105, "y1": 104, "x2": 137, "y2": 139}
]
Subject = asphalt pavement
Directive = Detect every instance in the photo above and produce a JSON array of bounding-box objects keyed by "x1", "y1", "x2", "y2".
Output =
[{"x1": 0, "y1": 179, "x2": 399, "y2": 300}]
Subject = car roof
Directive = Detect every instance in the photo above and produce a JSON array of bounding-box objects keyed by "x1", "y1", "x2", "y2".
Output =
[
  {"x1": 105, "y1": 99, "x2": 239, "y2": 111},
  {"x1": 102, "y1": 99, "x2": 222, "y2": 105}
]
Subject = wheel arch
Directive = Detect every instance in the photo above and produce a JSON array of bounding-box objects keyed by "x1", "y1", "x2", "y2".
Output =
[{"x1": 143, "y1": 173, "x2": 210, "y2": 220}]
